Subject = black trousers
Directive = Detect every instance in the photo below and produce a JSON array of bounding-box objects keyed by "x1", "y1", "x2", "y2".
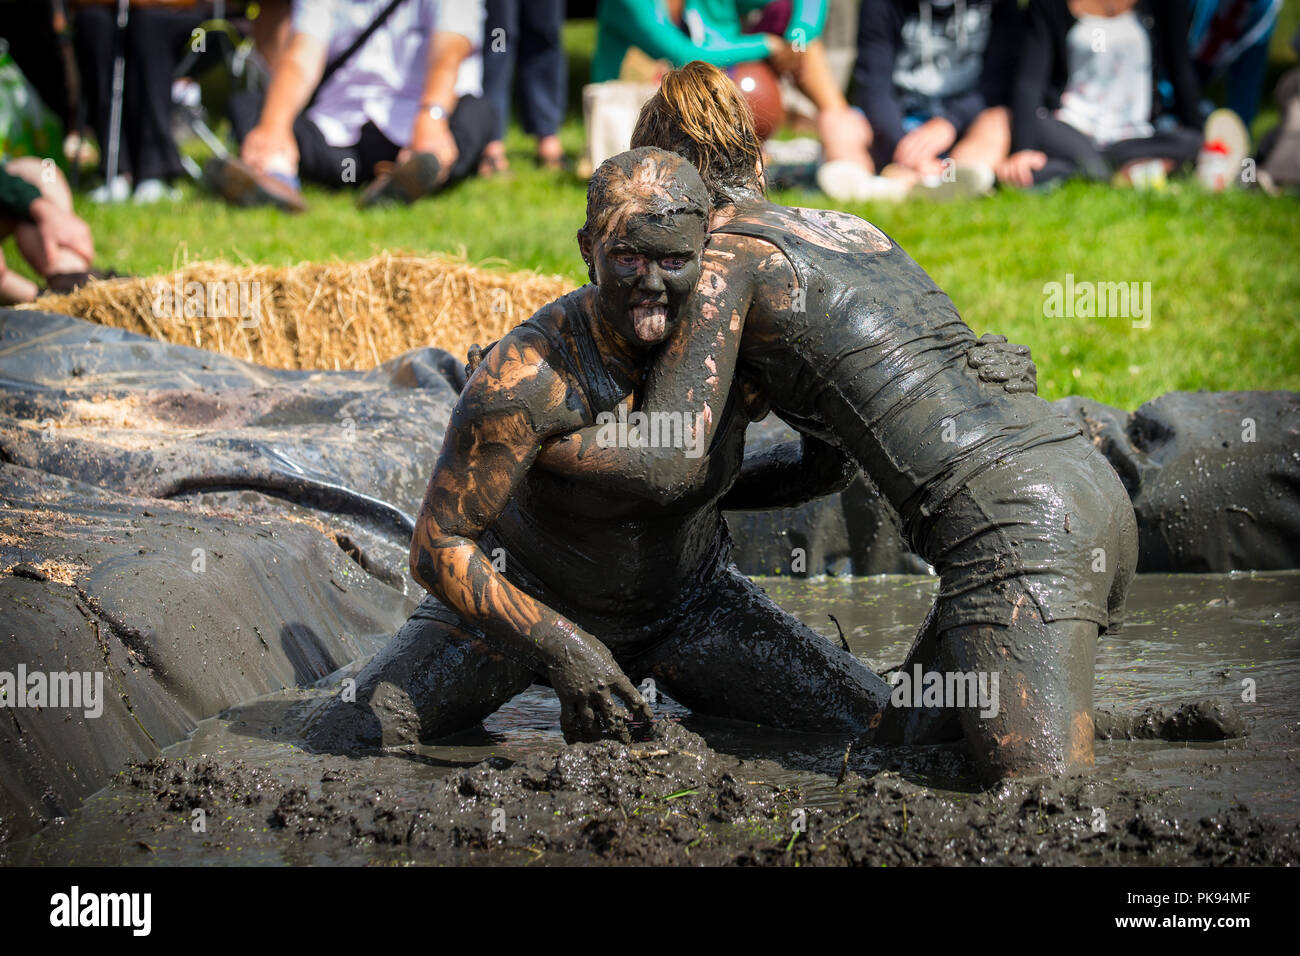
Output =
[
  {"x1": 1027, "y1": 112, "x2": 1204, "y2": 185},
  {"x1": 229, "y1": 91, "x2": 497, "y2": 188},
  {"x1": 482, "y1": 0, "x2": 566, "y2": 142},
  {"x1": 73, "y1": 4, "x2": 213, "y2": 183}
]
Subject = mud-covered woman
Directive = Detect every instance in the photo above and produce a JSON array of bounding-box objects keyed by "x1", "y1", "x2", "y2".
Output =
[
  {"x1": 307, "y1": 147, "x2": 892, "y2": 752},
  {"x1": 538, "y1": 63, "x2": 1140, "y2": 784}
]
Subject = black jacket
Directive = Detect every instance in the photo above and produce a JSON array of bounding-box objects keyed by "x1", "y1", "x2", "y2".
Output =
[{"x1": 852, "y1": 0, "x2": 1022, "y2": 165}]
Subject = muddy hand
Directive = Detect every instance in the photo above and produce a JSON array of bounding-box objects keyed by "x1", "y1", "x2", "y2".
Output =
[
  {"x1": 967, "y1": 333, "x2": 1037, "y2": 394},
  {"x1": 546, "y1": 639, "x2": 654, "y2": 744}
]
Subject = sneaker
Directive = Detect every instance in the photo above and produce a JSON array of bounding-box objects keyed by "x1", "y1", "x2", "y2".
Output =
[
  {"x1": 918, "y1": 161, "x2": 996, "y2": 200},
  {"x1": 88, "y1": 176, "x2": 131, "y2": 204},
  {"x1": 816, "y1": 160, "x2": 908, "y2": 203},
  {"x1": 1198, "y1": 108, "x2": 1250, "y2": 191},
  {"x1": 132, "y1": 179, "x2": 181, "y2": 204}
]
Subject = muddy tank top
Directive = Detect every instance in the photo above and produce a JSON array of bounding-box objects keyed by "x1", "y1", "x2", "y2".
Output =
[
  {"x1": 482, "y1": 289, "x2": 746, "y2": 636},
  {"x1": 713, "y1": 205, "x2": 1082, "y2": 543}
]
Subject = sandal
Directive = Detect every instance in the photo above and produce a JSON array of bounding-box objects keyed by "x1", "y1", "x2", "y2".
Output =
[
  {"x1": 205, "y1": 156, "x2": 307, "y2": 213},
  {"x1": 358, "y1": 152, "x2": 443, "y2": 207}
]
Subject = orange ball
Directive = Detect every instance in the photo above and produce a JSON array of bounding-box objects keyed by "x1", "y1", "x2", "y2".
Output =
[{"x1": 728, "y1": 61, "x2": 783, "y2": 141}]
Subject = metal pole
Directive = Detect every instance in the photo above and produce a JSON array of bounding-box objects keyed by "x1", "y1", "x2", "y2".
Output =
[{"x1": 103, "y1": 0, "x2": 130, "y2": 195}]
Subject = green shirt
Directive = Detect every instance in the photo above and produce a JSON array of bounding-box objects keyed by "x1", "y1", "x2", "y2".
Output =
[
  {"x1": 591, "y1": 0, "x2": 828, "y2": 83},
  {"x1": 0, "y1": 166, "x2": 39, "y2": 222}
]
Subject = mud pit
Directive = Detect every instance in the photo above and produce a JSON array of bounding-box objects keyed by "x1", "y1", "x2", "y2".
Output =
[
  {"x1": 4, "y1": 572, "x2": 1296, "y2": 866},
  {"x1": 1, "y1": 309, "x2": 1297, "y2": 865}
]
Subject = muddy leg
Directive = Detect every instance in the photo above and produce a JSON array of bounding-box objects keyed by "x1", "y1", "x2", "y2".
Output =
[
  {"x1": 635, "y1": 566, "x2": 890, "y2": 734},
  {"x1": 305, "y1": 596, "x2": 536, "y2": 752},
  {"x1": 942, "y1": 595, "x2": 1097, "y2": 785},
  {"x1": 872, "y1": 603, "x2": 963, "y2": 745}
]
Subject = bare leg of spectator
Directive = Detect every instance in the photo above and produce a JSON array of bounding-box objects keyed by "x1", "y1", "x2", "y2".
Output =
[
  {"x1": 792, "y1": 40, "x2": 874, "y2": 172},
  {"x1": 949, "y1": 106, "x2": 1011, "y2": 170}
]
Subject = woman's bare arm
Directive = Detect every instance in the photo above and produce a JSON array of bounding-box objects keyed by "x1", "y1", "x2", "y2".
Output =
[
  {"x1": 536, "y1": 235, "x2": 790, "y2": 505},
  {"x1": 409, "y1": 322, "x2": 652, "y2": 742}
]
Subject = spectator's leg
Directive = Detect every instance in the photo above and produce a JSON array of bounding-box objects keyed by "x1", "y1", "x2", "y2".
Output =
[
  {"x1": 0, "y1": 246, "x2": 39, "y2": 304},
  {"x1": 1225, "y1": 34, "x2": 1275, "y2": 129},
  {"x1": 1104, "y1": 126, "x2": 1204, "y2": 177},
  {"x1": 73, "y1": 6, "x2": 130, "y2": 180},
  {"x1": 122, "y1": 8, "x2": 209, "y2": 186},
  {"x1": 516, "y1": 0, "x2": 566, "y2": 165},
  {"x1": 1031, "y1": 114, "x2": 1107, "y2": 184},
  {"x1": 445, "y1": 95, "x2": 499, "y2": 185},
  {"x1": 292, "y1": 115, "x2": 359, "y2": 188},
  {"x1": 794, "y1": 40, "x2": 874, "y2": 170},
  {"x1": 5, "y1": 158, "x2": 91, "y2": 277},
  {"x1": 480, "y1": 0, "x2": 518, "y2": 175},
  {"x1": 355, "y1": 122, "x2": 402, "y2": 183},
  {"x1": 948, "y1": 106, "x2": 1011, "y2": 168}
]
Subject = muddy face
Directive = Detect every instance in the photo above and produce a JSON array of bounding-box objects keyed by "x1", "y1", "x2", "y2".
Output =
[{"x1": 587, "y1": 210, "x2": 706, "y2": 347}]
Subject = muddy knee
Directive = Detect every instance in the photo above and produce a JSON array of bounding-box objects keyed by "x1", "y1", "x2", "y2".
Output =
[{"x1": 943, "y1": 612, "x2": 1098, "y2": 783}]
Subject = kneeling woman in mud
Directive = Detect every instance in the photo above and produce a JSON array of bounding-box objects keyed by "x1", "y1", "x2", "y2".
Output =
[
  {"x1": 539, "y1": 63, "x2": 1140, "y2": 784},
  {"x1": 308, "y1": 147, "x2": 891, "y2": 751}
]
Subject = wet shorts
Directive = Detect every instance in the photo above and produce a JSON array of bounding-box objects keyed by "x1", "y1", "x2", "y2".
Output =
[{"x1": 917, "y1": 434, "x2": 1139, "y2": 634}]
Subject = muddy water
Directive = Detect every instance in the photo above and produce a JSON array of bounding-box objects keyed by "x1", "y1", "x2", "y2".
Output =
[{"x1": 4, "y1": 571, "x2": 1297, "y2": 865}]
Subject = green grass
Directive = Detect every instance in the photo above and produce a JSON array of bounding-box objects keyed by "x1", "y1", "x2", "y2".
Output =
[{"x1": 6, "y1": 18, "x2": 1299, "y2": 411}]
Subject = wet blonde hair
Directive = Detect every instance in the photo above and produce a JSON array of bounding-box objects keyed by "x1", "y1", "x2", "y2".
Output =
[{"x1": 631, "y1": 60, "x2": 766, "y2": 205}]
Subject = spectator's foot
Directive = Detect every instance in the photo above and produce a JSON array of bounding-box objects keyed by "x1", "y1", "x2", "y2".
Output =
[
  {"x1": 916, "y1": 162, "x2": 996, "y2": 200},
  {"x1": 1113, "y1": 158, "x2": 1173, "y2": 190},
  {"x1": 818, "y1": 105, "x2": 873, "y2": 168},
  {"x1": 358, "y1": 152, "x2": 443, "y2": 208},
  {"x1": 816, "y1": 160, "x2": 907, "y2": 203},
  {"x1": 479, "y1": 141, "x2": 510, "y2": 178},
  {"x1": 88, "y1": 176, "x2": 131, "y2": 205},
  {"x1": 44, "y1": 268, "x2": 124, "y2": 296},
  {"x1": 536, "y1": 135, "x2": 568, "y2": 171},
  {"x1": 132, "y1": 179, "x2": 181, "y2": 204},
  {"x1": 205, "y1": 157, "x2": 307, "y2": 212}
]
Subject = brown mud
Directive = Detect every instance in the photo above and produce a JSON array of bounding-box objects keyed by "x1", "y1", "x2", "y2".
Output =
[{"x1": 4, "y1": 572, "x2": 1296, "y2": 866}]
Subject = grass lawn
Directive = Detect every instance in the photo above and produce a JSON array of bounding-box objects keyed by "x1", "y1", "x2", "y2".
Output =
[{"x1": 7, "y1": 19, "x2": 1299, "y2": 411}]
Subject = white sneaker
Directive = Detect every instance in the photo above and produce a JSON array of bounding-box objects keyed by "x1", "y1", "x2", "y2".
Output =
[
  {"x1": 89, "y1": 176, "x2": 131, "y2": 204},
  {"x1": 816, "y1": 160, "x2": 908, "y2": 203},
  {"x1": 919, "y1": 161, "x2": 996, "y2": 199},
  {"x1": 132, "y1": 179, "x2": 181, "y2": 204},
  {"x1": 1198, "y1": 108, "x2": 1250, "y2": 191}
]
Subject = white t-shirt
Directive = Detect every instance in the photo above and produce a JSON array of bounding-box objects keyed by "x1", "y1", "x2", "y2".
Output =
[
  {"x1": 294, "y1": 0, "x2": 484, "y2": 148},
  {"x1": 1055, "y1": 11, "x2": 1154, "y2": 146}
]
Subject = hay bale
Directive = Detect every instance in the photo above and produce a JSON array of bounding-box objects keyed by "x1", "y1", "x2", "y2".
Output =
[{"x1": 24, "y1": 253, "x2": 576, "y2": 372}]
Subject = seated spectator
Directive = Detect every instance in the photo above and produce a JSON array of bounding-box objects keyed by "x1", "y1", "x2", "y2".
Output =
[
  {"x1": 0, "y1": 158, "x2": 100, "y2": 303},
  {"x1": 1189, "y1": 0, "x2": 1281, "y2": 128},
  {"x1": 210, "y1": 0, "x2": 494, "y2": 210},
  {"x1": 480, "y1": 0, "x2": 566, "y2": 175},
  {"x1": 999, "y1": 0, "x2": 1204, "y2": 188},
  {"x1": 853, "y1": 0, "x2": 1021, "y2": 197},
  {"x1": 73, "y1": 0, "x2": 217, "y2": 204},
  {"x1": 592, "y1": 0, "x2": 885, "y2": 196}
]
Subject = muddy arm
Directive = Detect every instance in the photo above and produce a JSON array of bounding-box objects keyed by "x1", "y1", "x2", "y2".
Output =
[
  {"x1": 536, "y1": 237, "x2": 763, "y2": 506},
  {"x1": 720, "y1": 434, "x2": 858, "y2": 512},
  {"x1": 410, "y1": 329, "x2": 651, "y2": 742}
]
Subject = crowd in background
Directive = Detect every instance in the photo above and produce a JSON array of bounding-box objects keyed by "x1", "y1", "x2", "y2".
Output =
[{"x1": 0, "y1": 0, "x2": 1297, "y2": 302}]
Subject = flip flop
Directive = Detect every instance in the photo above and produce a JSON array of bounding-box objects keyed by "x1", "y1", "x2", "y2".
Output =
[
  {"x1": 358, "y1": 152, "x2": 443, "y2": 208},
  {"x1": 205, "y1": 156, "x2": 307, "y2": 213}
]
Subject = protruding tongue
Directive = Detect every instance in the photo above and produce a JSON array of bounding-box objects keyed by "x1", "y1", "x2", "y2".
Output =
[{"x1": 634, "y1": 307, "x2": 667, "y2": 342}]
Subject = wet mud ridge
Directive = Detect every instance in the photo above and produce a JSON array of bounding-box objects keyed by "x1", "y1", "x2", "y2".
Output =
[{"x1": 98, "y1": 722, "x2": 1299, "y2": 866}]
